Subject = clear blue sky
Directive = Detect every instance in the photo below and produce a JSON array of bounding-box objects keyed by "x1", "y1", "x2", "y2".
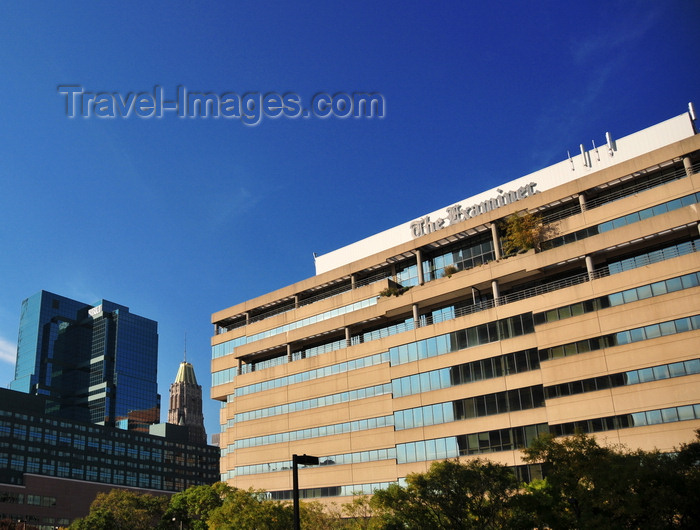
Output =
[{"x1": 1, "y1": 1, "x2": 698, "y2": 440}]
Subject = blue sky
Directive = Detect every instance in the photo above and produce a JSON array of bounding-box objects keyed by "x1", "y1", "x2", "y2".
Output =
[{"x1": 1, "y1": 1, "x2": 698, "y2": 440}]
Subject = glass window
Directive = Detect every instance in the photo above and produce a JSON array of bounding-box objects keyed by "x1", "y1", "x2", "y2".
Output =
[
  {"x1": 668, "y1": 362, "x2": 686, "y2": 378},
  {"x1": 436, "y1": 437, "x2": 449, "y2": 459},
  {"x1": 638, "y1": 207, "x2": 654, "y2": 220},
  {"x1": 635, "y1": 284, "x2": 653, "y2": 300},
  {"x1": 415, "y1": 442, "x2": 426, "y2": 463},
  {"x1": 646, "y1": 410, "x2": 663, "y2": 425},
  {"x1": 419, "y1": 372, "x2": 431, "y2": 392},
  {"x1": 630, "y1": 412, "x2": 647, "y2": 426},
  {"x1": 677, "y1": 405, "x2": 695, "y2": 421},
  {"x1": 659, "y1": 321, "x2": 677, "y2": 336},
  {"x1": 644, "y1": 324, "x2": 662, "y2": 339},
  {"x1": 675, "y1": 317, "x2": 691, "y2": 333},
  {"x1": 423, "y1": 405, "x2": 434, "y2": 426},
  {"x1": 622, "y1": 289, "x2": 638, "y2": 303},
  {"x1": 625, "y1": 370, "x2": 639, "y2": 385},
  {"x1": 666, "y1": 198, "x2": 682, "y2": 211},
  {"x1": 629, "y1": 328, "x2": 646, "y2": 342},
  {"x1": 549, "y1": 346, "x2": 564, "y2": 359},
  {"x1": 681, "y1": 273, "x2": 699, "y2": 289},
  {"x1": 651, "y1": 282, "x2": 668, "y2": 296},
  {"x1": 685, "y1": 359, "x2": 700, "y2": 374},
  {"x1": 638, "y1": 368, "x2": 654, "y2": 383},
  {"x1": 653, "y1": 365, "x2": 670, "y2": 380},
  {"x1": 661, "y1": 408, "x2": 679, "y2": 423},
  {"x1": 439, "y1": 369, "x2": 451, "y2": 389},
  {"x1": 666, "y1": 277, "x2": 683, "y2": 292}
]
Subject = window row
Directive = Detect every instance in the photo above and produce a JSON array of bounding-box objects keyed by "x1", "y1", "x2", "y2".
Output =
[
  {"x1": 234, "y1": 383, "x2": 392, "y2": 424},
  {"x1": 606, "y1": 238, "x2": 700, "y2": 276},
  {"x1": 389, "y1": 313, "x2": 535, "y2": 367},
  {"x1": 244, "y1": 297, "x2": 378, "y2": 347},
  {"x1": 423, "y1": 234, "x2": 495, "y2": 282},
  {"x1": 545, "y1": 192, "x2": 700, "y2": 250},
  {"x1": 542, "y1": 314, "x2": 700, "y2": 360},
  {"x1": 551, "y1": 403, "x2": 700, "y2": 436},
  {"x1": 544, "y1": 358, "x2": 700, "y2": 399},
  {"x1": 234, "y1": 351, "x2": 389, "y2": 397},
  {"x1": 396, "y1": 423, "x2": 549, "y2": 464},
  {"x1": 212, "y1": 296, "x2": 378, "y2": 359},
  {"x1": 392, "y1": 348, "x2": 540, "y2": 398},
  {"x1": 268, "y1": 480, "x2": 398, "y2": 501},
  {"x1": 231, "y1": 447, "x2": 397, "y2": 477},
  {"x1": 212, "y1": 366, "x2": 238, "y2": 387},
  {"x1": 535, "y1": 272, "x2": 700, "y2": 325},
  {"x1": 235, "y1": 415, "x2": 394, "y2": 450},
  {"x1": 394, "y1": 385, "x2": 545, "y2": 430}
]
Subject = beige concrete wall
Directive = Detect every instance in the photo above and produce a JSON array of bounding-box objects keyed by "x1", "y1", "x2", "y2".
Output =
[{"x1": 212, "y1": 134, "x2": 700, "y2": 503}]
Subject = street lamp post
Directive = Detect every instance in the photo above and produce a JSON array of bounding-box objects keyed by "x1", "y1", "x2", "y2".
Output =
[{"x1": 292, "y1": 453, "x2": 319, "y2": 530}]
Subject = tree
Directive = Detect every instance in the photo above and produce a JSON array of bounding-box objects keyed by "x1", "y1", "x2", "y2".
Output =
[
  {"x1": 341, "y1": 493, "x2": 380, "y2": 529},
  {"x1": 69, "y1": 489, "x2": 169, "y2": 530},
  {"x1": 206, "y1": 487, "x2": 294, "y2": 530},
  {"x1": 371, "y1": 459, "x2": 520, "y2": 529},
  {"x1": 522, "y1": 432, "x2": 700, "y2": 529},
  {"x1": 499, "y1": 212, "x2": 556, "y2": 255},
  {"x1": 299, "y1": 500, "x2": 342, "y2": 529},
  {"x1": 164, "y1": 482, "x2": 232, "y2": 530}
]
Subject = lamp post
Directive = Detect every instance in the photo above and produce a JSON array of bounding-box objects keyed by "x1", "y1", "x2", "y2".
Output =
[{"x1": 292, "y1": 453, "x2": 319, "y2": 530}]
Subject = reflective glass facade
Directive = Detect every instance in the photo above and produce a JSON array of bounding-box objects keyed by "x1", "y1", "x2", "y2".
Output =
[{"x1": 11, "y1": 292, "x2": 160, "y2": 432}]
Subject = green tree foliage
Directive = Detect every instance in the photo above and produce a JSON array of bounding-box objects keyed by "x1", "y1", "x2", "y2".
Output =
[
  {"x1": 206, "y1": 487, "x2": 294, "y2": 530},
  {"x1": 371, "y1": 459, "x2": 520, "y2": 529},
  {"x1": 522, "y1": 431, "x2": 700, "y2": 529},
  {"x1": 69, "y1": 489, "x2": 169, "y2": 530},
  {"x1": 165, "y1": 482, "x2": 232, "y2": 530},
  {"x1": 341, "y1": 493, "x2": 380, "y2": 529},
  {"x1": 500, "y1": 211, "x2": 556, "y2": 255},
  {"x1": 65, "y1": 433, "x2": 700, "y2": 529},
  {"x1": 299, "y1": 500, "x2": 342, "y2": 530}
]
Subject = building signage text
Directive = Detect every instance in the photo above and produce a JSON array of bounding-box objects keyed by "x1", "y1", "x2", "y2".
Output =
[{"x1": 410, "y1": 182, "x2": 538, "y2": 238}]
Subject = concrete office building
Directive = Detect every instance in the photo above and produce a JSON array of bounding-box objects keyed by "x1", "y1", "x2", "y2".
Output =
[
  {"x1": 11, "y1": 292, "x2": 160, "y2": 432},
  {"x1": 211, "y1": 107, "x2": 700, "y2": 503}
]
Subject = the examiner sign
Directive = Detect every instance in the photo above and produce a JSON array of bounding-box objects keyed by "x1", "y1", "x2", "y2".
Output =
[{"x1": 410, "y1": 182, "x2": 537, "y2": 238}]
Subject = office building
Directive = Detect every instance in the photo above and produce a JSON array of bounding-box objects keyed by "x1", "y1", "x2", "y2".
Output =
[
  {"x1": 211, "y1": 107, "x2": 700, "y2": 503},
  {"x1": 0, "y1": 387, "x2": 220, "y2": 528},
  {"x1": 10, "y1": 292, "x2": 160, "y2": 432},
  {"x1": 168, "y1": 361, "x2": 207, "y2": 445}
]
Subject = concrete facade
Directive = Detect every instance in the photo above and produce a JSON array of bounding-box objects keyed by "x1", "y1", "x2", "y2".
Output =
[{"x1": 211, "y1": 109, "x2": 700, "y2": 503}]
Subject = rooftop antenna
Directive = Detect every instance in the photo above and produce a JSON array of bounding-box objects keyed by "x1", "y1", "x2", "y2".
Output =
[
  {"x1": 689, "y1": 102, "x2": 696, "y2": 121},
  {"x1": 606, "y1": 132, "x2": 615, "y2": 156},
  {"x1": 567, "y1": 150, "x2": 575, "y2": 171}
]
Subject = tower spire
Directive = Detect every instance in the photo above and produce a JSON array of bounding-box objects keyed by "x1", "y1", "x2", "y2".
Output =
[{"x1": 184, "y1": 331, "x2": 187, "y2": 363}]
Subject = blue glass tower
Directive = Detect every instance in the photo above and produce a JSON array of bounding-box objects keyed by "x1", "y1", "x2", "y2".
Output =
[{"x1": 10, "y1": 291, "x2": 160, "y2": 432}]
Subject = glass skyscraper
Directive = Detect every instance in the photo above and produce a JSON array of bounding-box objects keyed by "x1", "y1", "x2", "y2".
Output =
[{"x1": 10, "y1": 291, "x2": 160, "y2": 431}]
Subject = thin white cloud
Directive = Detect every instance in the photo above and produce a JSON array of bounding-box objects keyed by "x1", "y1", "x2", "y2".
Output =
[
  {"x1": 0, "y1": 336, "x2": 16, "y2": 365},
  {"x1": 571, "y1": 8, "x2": 660, "y2": 65}
]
